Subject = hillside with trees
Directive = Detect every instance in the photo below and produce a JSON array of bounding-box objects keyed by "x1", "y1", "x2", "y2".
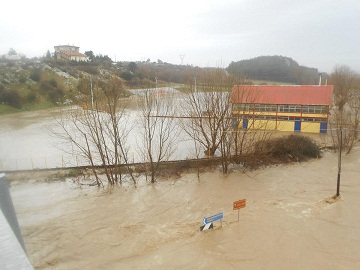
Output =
[
  {"x1": 227, "y1": 55, "x2": 323, "y2": 84},
  {"x1": 0, "y1": 51, "x2": 212, "y2": 113},
  {"x1": 0, "y1": 50, "x2": 331, "y2": 114}
]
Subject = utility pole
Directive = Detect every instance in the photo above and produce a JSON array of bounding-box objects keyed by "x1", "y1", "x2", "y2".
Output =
[
  {"x1": 336, "y1": 127, "x2": 343, "y2": 197},
  {"x1": 194, "y1": 76, "x2": 197, "y2": 93},
  {"x1": 90, "y1": 76, "x2": 94, "y2": 109}
]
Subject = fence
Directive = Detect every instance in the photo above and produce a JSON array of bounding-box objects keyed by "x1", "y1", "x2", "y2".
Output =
[{"x1": 0, "y1": 154, "x2": 82, "y2": 172}]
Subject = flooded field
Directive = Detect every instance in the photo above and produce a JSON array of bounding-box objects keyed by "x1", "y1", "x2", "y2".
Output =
[
  {"x1": 9, "y1": 147, "x2": 360, "y2": 269},
  {"x1": 0, "y1": 103, "x2": 193, "y2": 171}
]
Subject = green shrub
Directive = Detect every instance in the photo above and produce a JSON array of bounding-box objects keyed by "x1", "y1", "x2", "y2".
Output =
[
  {"x1": 0, "y1": 90, "x2": 23, "y2": 108},
  {"x1": 29, "y1": 69, "x2": 41, "y2": 82},
  {"x1": 40, "y1": 81, "x2": 53, "y2": 93},
  {"x1": 49, "y1": 78, "x2": 57, "y2": 87},
  {"x1": 66, "y1": 169, "x2": 81, "y2": 177},
  {"x1": 48, "y1": 87, "x2": 65, "y2": 103},
  {"x1": 26, "y1": 92, "x2": 37, "y2": 102},
  {"x1": 19, "y1": 74, "x2": 27, "y2": 83},
  {"x1": 77, "y1": 65, "x2": 99, "y2": 75},
  {"x1": 121, "y1": 71, "x2": 134, "y2": 81},
  {"x1": 255, "y1": 134, "x2": 320, "y2": 162}
]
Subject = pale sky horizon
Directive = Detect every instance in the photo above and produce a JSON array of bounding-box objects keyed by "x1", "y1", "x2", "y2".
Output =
[{"x1": 1, "y1": 0, "x2": 360, "y2": 74}]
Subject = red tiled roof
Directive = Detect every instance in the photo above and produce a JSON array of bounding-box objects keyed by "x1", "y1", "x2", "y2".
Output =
[
  {"x1": 231, "y1": 85, "x2": 333, "y2": 106},
  {"x1": 54, "y1": 45, "x2": 80, "y2": 49},
  {"x1": 61, "y1": 50, "x2": 87, "y2": 57}
]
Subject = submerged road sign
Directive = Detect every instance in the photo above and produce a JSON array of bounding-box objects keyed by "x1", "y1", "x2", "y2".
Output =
[
  {"x1": 233, "y1": 199, "x2": 246, "y2": 210},
  {"x1": 200, "y1": 222, "x2": 213, "y2": 231},
  {"x1": 203, "y1": 212, "x2": 224, "y2": 225},
  {"x1": 233, "y1": 199, "x2": 246, "y2": 221}
]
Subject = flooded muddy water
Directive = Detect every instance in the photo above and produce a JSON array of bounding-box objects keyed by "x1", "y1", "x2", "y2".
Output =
[
  {"x1": 10, "y1": 147, "x2": 360, "y2": 269},
  {"x1": 0, "y1": 108, "x2": 67, "y2": 170},
  {"x1": 0, "y1": 105, "x2": 193, "y2": 171}
]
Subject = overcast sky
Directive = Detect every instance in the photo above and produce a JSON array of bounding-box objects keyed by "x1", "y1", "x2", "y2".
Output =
[{"x1": 1, "y1": 0, "x2": 360, "y2": 73}]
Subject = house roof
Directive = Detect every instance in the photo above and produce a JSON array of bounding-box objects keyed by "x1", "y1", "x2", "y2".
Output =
[
  {"x1": 60, "y1": 50, "x2": 87, "y2": 58},
  {"x1": 231, "y1": 85, "x2": 333, "y2": 106},
  {"x1": 54, "y1": 45, "x2": 80, "y2": 49}
]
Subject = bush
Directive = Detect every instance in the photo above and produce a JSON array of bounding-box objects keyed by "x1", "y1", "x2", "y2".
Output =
[
  {"x1": 26, "y1": 91, "x2": 37, "y2": 103},
  {"x1": 49, "y1": 78, "x2": 57, "y2": 87},
  {"x1": 0, "y1": 90, "x2": 23, "y2": 108},
  {"x1": 77, "y1": 65, "x2": 99, "y2": 75},
  {"x1": 48, "y1": 87, "x2": 65, "y2": 103},
  {"x1": 19, "y1": 74, "x2": 27, "y2": 83},
  {"x1": 40, "y1": 81, "x2": 53, "y2": 93},
  {"x1": 120, "y1": 71, "x2": 134, "y2": 81},
  {"x1": 255, "y1": 134, "x2": 320, "y2": 162},
  {"x1": 29, "y1": 69, "x2": 41, "y2": 82}
]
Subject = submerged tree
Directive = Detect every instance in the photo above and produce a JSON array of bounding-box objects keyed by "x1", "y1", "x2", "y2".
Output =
[
  {"x1": 53, "y1": 77, "x2": 136, "y2": 187},
  {"x1": 182, "y1": 69, "x2": 235, "y2": 157},
  {"x1": 182, "y1": 71, "x2": 276, "y2": 173},
  {"x1": 231, "y1": 85, "x2": 274, "y2": 160},
  {"x1": 180, "y1": 69, "x2": 238, "y2": 173},
  {"x1": 138, "y1": 89, "x2": 180, "y2": 183}
]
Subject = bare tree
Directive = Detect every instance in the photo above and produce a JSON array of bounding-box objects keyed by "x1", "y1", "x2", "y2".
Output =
[
  {"x1": 138, "y1": 89, "x2": 179, "y2": 183},
  {"x1": 331, "y1": 65, "x2": 356, "y2": 112},
  {"x1": 329, "y1": 66, "x2": 360, "y2": 153},
  {"x1": 181, "y1": 69, "x2": 235, "y2": 157},
  {"x1": 180, "y1": 69, "x2": 249, "y2": 174},
  {"x1": 231, "y1": 85, "x2": 274, "y2": 160},
  {"x1": 53, "y1": 77, "x2": 137, "y2": 187}
]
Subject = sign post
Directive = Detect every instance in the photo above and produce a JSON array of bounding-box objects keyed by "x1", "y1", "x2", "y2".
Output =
[
  {"x1": 201, "y1": 212, "x2": 224, "y2": 231},
  {"x1": 233, "y1": 199, "x2": 246, "y2": 221}
]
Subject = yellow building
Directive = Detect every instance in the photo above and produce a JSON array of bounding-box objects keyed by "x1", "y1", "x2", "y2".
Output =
[{"x1": 231, "y1": 85, "x2": 333, "y2": 133}]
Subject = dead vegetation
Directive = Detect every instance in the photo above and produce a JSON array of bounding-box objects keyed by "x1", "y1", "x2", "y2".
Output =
[{"x1": 6, "y1": 134, "x2": 322, "y2": 184}]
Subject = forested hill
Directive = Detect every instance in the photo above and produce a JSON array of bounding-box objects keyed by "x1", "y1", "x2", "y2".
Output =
[{"x1": 227, "y1": 56, "x2": 322, "y2": 84}]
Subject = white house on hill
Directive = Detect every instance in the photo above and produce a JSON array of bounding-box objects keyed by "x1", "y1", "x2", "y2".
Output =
[{"x1": 54, "y1": 45, "x2": 88, "y2": 62}]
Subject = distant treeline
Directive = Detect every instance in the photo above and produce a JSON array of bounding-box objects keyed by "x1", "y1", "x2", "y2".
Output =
[{"x1": 227, "y1": 55, "x2": 325, "y2": 84}]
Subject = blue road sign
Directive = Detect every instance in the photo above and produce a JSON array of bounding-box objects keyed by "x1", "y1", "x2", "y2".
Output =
[{"x1": 203, "y1": 212, "x2": 224, "y2": 224}]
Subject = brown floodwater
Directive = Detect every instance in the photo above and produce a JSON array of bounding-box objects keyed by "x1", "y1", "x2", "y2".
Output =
[
  {"x1": 9, "y1": 146, "x2": 360, "y2": 269},
  {"x1": 0, "y1": 103, "x2": 192, "y2": 171}
]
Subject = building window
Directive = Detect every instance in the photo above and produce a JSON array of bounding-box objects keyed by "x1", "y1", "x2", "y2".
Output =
[
  {"x1": 233, "y1": 103, "x2": 253, "y2": 111},
  {"x1": 302, "y1": 118, "x2": 326, "y2": 122},
  {"x1": 278, "y1": 116, "x2": 290, "y2": 121},
  {"x1": 254, "y1": 115, "x2": 277, "y2": 120},
  {"x1": 302, "y1": 106, "x2": 328, "y2": 114},
  {"x1": 278, "y1": 105, "x2": 301, "y2": 113},
  {"x1": 254, "y1": 104, "x2": 277, "y2": 112}
]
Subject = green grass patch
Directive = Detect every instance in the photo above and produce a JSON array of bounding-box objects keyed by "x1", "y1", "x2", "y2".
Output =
[
  {"x1": 23, "y1": 101, "x2": 57, "y2": 111},
  {"x1": 0, "y1": 104, "x2": 20, "y2": 114}
]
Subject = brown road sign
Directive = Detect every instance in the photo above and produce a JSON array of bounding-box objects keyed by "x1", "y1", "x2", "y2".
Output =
[{"x1": 233, "y1": 199, "x2": 246, "y2": 210}]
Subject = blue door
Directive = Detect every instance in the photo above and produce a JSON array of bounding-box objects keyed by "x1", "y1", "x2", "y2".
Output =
[
  {"x1": 242, "y1": 118, "x2": 248, "y2": 129},
  {"x1": 294, "y1": 121, "x2": 301, "y2": 132},
  {"x1": 320, "y1": 122, "x2": 327, "y2": 133}
]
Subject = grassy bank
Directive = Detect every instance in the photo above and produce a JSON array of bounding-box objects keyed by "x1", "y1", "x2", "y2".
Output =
[{"x1": 0, "y1": 102, "x2": 59, "y2": 115}]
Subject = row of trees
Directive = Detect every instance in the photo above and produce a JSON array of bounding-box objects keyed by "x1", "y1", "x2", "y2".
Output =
[
  {"x1": 54, "y1": 77, "x2": 181, "y2": 186},
  {"x1": 55, "y1": 69, "x2": 272, "y2": 186},
  {"x1": 54, "y1": 65, "x2": 360, "y2": 187}
]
